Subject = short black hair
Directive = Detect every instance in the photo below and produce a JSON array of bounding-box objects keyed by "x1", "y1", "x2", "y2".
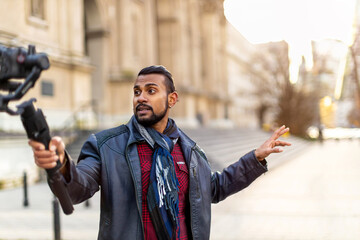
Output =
[{"x1": 137, "y1": 65, "x2": 175, "y2": 94}]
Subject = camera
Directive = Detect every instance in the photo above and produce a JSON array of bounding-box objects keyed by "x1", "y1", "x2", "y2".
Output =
[
  {"x1": 0, "y1": 44, "x2": 49, "y2": 81},
  {"x1": 0, "y1": 44, "x2": 49, "y2": 115}
]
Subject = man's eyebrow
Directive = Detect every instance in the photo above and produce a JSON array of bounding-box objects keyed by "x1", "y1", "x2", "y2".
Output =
[
  {"x1": 133, "y1": 83, "x2": 159, "y2": 89},
  {"x1": 145, "y1": 83, "x2": 159, "y2": 88}
]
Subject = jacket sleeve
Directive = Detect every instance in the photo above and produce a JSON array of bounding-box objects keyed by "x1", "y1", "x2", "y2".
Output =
[
  {"x1": 211, "y1": 150, "x2": 267, "y2": 203},
  {"x1": 56, "y1": 134, "x2": 101, "y2": 204}
]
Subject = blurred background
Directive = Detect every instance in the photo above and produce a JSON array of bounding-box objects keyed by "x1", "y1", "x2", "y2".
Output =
[
  {"x1": 0, "y1": 0, "x2": 358, "y2": 133},
  {"x1": 1, "y1": 0, "x2": 360, "y2": 134},
  {"x1": 0, "y1": 0, "x2": 360, "y2": 239}
]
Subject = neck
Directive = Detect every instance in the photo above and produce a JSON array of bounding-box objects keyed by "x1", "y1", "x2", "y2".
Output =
[{"x1": 151, "y1": 117, "x2": 168, "y2": 133}]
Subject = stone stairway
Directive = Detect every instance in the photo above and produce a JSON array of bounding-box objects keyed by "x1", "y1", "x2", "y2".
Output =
[
  {"x1": 182, "y1": 127, "x2": 312, "y2": 171},
  {"x1": 65, "y1": 130, "x2": 96, "y2": 161}
]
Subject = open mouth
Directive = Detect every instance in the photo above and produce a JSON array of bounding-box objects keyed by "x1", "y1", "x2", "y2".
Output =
[{"x1": 136, "y1": 104, "x2": 152, "y2": 115}]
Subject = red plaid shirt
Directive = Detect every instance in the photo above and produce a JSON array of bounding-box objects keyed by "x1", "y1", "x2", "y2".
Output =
[{"x1": 138, "y1": 142, "x2": 189, "y2": 240}]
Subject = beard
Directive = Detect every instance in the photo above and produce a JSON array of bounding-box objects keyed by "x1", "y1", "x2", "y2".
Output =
[{"x1": 134, "y1": 103, "x2": 168, "y2": 127}]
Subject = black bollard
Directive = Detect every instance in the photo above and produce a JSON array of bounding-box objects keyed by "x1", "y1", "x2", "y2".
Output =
[
  {"x1": 85, "y1": 199, "x2": 90, "y2": 208},
  {"x1": 23, "y1": 171, "x2": 29, "y2": 207},
  {"x1": 52, "y1": 196, "x2": 61, "y2": 240}
]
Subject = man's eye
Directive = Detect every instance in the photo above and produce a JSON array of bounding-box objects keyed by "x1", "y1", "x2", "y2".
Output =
[
  {"x1": 148, "y1": 89, "x2": 156, "y2": 94},
  {"x1": 134, "y1": 90, "x2": 141, "y2": 96}
]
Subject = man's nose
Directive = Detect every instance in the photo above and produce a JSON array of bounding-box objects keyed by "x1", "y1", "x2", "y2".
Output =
[{"x1": 137, "y1": 92, "x2": 147, "y2": 103}]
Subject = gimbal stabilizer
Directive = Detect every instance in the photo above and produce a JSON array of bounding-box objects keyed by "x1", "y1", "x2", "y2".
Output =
[{"x1": 0, "y1": 44, "x2": 74, "y2": 215}]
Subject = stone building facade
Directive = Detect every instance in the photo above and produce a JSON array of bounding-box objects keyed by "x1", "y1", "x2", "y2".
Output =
[
  {"x1": 226, "y1": 23, "x2": 259, "y2": 128},
  {"x1": 0, "y1": 0, "x2": 93, "y2": 130},
  {"x1": 0, "y1": 0, "x2": 238, "y2": 131}
]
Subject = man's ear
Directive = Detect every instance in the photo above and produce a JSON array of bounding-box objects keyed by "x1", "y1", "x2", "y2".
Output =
[{"x1": 168, "y1": 91, "x2": 178, "y2": 108}]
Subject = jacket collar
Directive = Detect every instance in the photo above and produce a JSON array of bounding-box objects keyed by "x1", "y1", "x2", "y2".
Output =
[
  {"x1": 125, "y1": 116, "x2": 145, "y2": 146},
  {"x1": 178, "y1": 128, "x2": 196, "y2": 149}
]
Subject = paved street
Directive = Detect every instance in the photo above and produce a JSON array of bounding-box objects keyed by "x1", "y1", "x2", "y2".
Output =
[{"x1": 0, "y1": 136, "x2": 359, "y2": 239}]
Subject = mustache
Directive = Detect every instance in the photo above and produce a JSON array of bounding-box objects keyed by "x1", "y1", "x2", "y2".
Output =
[{"x1": 135, "y1": 103, "x2": 153, "y2": 112}]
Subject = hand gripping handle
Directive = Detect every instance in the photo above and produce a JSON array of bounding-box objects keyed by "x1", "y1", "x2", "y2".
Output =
[{"x1": 19, "y1": 99, "x2": 74, "y2": 215}]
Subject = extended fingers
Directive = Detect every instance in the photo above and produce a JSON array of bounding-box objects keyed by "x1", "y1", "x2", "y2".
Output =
[
  {"x1": 271, "y1": 125, "x2": 285, "y2": 140},
  {"x1": 266, "y1": 140, "x2": 291, "y2": 155},
  {"x1": 270, "y1": 147, "x2": 283, "y2": 153},
  {"x1": 275, "y1": 140, "x2": 292, "y2": 147},
  {"x1": 271, "y1": 125, "x2": 290, "y2": 140},
  {"x1": 279, "y1": 127, "x2": 290, "y2": 137},
  {"x1": 259, "y1": 129, "x2": 292, "y2": 159}
]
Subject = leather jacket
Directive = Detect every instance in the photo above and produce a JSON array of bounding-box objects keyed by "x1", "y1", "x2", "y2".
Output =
[{"x1": 59, "y1": 120, "x2": 267, "y2": 239}]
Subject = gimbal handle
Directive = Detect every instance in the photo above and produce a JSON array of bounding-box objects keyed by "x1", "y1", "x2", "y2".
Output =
[{"x1": 18, "y1": 99, "x2": 74, "y2": 215}]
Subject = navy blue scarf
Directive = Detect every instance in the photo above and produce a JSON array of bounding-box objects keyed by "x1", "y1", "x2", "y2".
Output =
[{"x1": 132, "y1": 117, "x2": 180, "y2": 240}]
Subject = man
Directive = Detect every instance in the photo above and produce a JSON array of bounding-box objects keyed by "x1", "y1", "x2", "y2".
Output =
[{"x1": 29, "y1": 65, "x2": 291, "y2": 240}]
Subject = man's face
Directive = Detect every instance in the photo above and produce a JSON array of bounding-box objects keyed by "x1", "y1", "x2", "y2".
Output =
[{"x1": 133, "y1": 74, "x2": 169, "y2": 127}]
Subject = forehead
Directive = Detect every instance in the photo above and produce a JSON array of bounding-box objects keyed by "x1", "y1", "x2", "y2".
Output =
[{"x1": 134, "y1": 74, "x2": 166, "y2": 88}]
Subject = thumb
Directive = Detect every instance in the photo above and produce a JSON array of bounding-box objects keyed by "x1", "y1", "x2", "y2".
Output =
[{"x1": 49, "y1": 136, "x2": 65, "y2": 163}]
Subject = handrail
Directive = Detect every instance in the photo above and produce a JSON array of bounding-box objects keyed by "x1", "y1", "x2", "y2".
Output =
[{"x1": 53, "y1": 99, "x2": 98, "y2": 144}]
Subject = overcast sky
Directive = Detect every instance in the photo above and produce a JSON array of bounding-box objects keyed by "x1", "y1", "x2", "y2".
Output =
[
  {"x1": 224, "y1": 0, "x2": 357, "y2": 84},
  {"x1": 224, "y1": 0, "x2": 357, "y2": 45}
]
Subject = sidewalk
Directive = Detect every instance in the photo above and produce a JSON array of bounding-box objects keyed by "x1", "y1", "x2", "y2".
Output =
[
  {"x1": 0, "y1": 139, "x2": 359, "y2": 239},
  {"x1": 210, "y1": 139, "x2": 360, "y2": 240},
  {"x1": 0, "y1": 183, "x2": 100, "y2": 240}
]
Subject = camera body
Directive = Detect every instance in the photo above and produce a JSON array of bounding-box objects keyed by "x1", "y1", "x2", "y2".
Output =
[
  {"x1": 0, "y1": 45, "x2": 50, "y2": 114},
  {"x1": 0, "y1": 45, "x2": 29, "y2": 80},
  {"x1": 0, "y1": 45, "x2": 49, "y2": 92}
]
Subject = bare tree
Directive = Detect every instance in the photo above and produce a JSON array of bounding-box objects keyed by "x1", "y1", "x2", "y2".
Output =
[
  {"x1": 347, "y1": 30, "x2": 360, "y2": 126},
  {"x1": 243, "y1": 41, "x2": 327, "y2": 137}
]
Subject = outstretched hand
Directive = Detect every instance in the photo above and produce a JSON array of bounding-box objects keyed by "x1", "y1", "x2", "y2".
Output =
[
  {"x1": 28, "y1": 136, "x2": 65, "y2": 169},
  {"x1": 255, "y1": 125, "x2": 291, "y2": 161}
]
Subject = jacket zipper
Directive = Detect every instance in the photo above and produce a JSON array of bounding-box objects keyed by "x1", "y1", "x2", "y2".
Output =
[
  {"x1": 188, "y1": 145, "x2": 198, "y2": 239},
  {"x1": 125, "y1": 145, "x2": 145, "y2": 239}
]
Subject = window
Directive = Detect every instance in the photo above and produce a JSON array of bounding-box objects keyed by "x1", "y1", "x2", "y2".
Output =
[
  {"x1": 30, "y1": 0, "x2": 45, "y2": 19},
  {"x1": 27, "y1": 0, "x2": 47, "y2": 28},
  {"x1": 41, "y1": 81, "x2": 54, "y2": 97}
]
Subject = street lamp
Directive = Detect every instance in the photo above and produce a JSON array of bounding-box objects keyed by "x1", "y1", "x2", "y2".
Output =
[
  {"x1": 323, "y1": 96, "x2": 333, "y2": 107},
  {"x1": 320, "y1": 96, "x2": 335, "y2": 128}
]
